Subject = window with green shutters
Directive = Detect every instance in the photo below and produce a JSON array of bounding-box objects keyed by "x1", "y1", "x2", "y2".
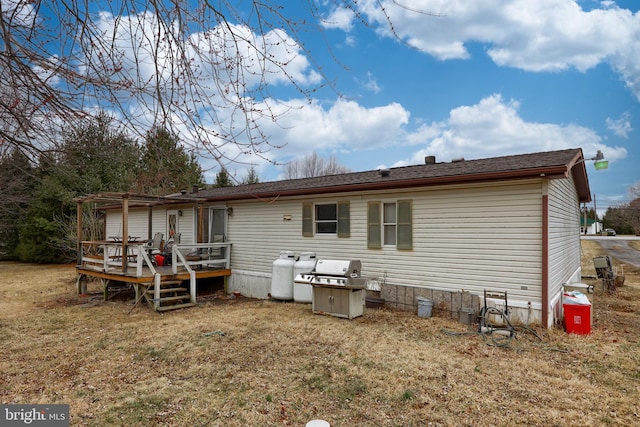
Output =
[
  {"x1": 302, "y1": 202, "x2": 350, "y2": 237},
  {"x1": 368, "y1": 200, "x2": 412, "y2": 250}
]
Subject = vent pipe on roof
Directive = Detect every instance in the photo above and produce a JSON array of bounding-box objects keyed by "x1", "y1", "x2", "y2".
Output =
[
  {"x1": 192, "y1": 184, "x2": 199, "y2": 193},
  {"x1": 425, "y1": 155, "x2": 436, "y2": 165},
  {"x1": 379, "y1": 168, "x2": 391, "y2": 177},
  {"x1": 451, "y1": 157, "x2": 465, "y2": 163}
]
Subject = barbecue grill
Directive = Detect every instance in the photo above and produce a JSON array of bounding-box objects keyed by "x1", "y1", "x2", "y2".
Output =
[{"x1": 295, "y1": 259, "x2": 366, "y2": 319}]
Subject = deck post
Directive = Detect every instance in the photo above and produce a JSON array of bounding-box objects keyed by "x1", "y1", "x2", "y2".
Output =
[
  {"x1": 76, "y1": 274, "x2": 87, "y2": 294},
  {"x1": 76, "y1": 201, "x2": 83, "y2": 266},
  {"x1": 190, "y1": 271, "x2": 196, "y2": 304},
  {"x1": 102, "y1": 279, "x2": 109, "y2": 300},
  {"x1": 122, "y1": 194, "x2": 129, "y2": 273},
  {"x1": 154, "y1": 274, "x2": 161, "y2": 311}
]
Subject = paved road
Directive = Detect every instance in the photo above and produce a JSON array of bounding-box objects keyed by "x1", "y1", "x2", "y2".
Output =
[{"x1": 581, "y1": 236, "x2": 640, "y2": 268}]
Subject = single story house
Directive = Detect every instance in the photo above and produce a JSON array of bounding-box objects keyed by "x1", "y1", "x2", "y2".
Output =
[
  {"x1": 76, "y1": 148, "x2": 592, "y2": 327},
  {"x1": 580, "y1": 217, "x2": 603, "y2": 235}
]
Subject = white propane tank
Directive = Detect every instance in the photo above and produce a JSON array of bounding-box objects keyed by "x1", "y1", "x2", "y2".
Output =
[
  {"x1": 271, "y1": 251, "x2": 296, "y2": 300},
  {"x1": 293, "y1": 252, "x2": 317, "y2": 303}
]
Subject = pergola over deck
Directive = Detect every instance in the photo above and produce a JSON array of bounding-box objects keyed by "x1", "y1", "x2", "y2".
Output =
[
  {"x1": 75, "y1": 191, "x2": 209, "y2": 271},
  {"x1": 74, "y1": 191, "x2": 232, "y2": 312}
]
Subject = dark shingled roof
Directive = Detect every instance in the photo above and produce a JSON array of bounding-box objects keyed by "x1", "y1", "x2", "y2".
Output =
[{"x1": 192, "y1": 148, "x2": 591, "y2": 203}]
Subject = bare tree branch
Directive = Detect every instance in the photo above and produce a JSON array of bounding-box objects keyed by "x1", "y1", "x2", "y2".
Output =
[{"x1": 0, "y1": 1, "x2": 349, "y2": 167}]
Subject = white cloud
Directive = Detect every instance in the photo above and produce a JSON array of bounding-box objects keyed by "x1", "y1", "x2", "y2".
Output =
[
  {"x1": 87, "y1": 12, "x2": 321, "y2": 92},
  {"x1": 353, "y1": 0, "x2": 640, "y2": 99},
  {"x1": 73, "y1": 10, "x2": 326, "y2": 171},
  {"x1": 261, "y1": 98, "x2": 410, "y2": 156},
  {"x1": 606, "y1": 113, "x2": 633, "y2": 138},
  {"x1": 195, "y1": 97, "x2": 411, "y2": 181},
  {"x1": 320, "y1": 7, "x2": 356, "y2": 31},
  {"x1": 358, "y1": 72, "x2": 382, "y2": 94},
  {"x1": 403, "y1": 94, "x2": 628, "y2": 165}
]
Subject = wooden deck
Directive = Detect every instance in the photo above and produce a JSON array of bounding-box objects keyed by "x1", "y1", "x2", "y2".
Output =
[
  {"x1": 76, "y1": 241, "x2": 232, "y2": 311},
  {"x1": 76, "y1": 264, "x2": 231, "y2": 286}
]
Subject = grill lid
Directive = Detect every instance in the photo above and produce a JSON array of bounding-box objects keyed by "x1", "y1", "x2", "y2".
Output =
[{"x1": 313, "y1": 259, "x2": 361, "y2": 277}]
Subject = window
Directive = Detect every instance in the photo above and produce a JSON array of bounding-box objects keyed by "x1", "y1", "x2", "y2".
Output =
[
  {"x1": 315, "y1": 203, "x2": 337, "y2": 233},
  {"x1": 302, "y1": 202, "x2": 350, "y2": 237},
  {"x1": 368, "y1": 200, "x2": 412, "y2": 250},
  {"x1": 383, "y1": 203, "x2": 396, "y2": 246},
  {"x1": 199, "y1": 207, "x2": 226, "y2": 243}
]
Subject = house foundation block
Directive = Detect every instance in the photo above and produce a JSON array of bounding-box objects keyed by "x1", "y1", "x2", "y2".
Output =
[{"x1": 381, "y1": 284, "x2": 480, "y2": 320}]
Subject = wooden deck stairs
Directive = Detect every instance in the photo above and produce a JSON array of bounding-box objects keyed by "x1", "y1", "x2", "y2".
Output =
[{"x1": 137, "y1": 279, "x2": 196, "y2": 312}]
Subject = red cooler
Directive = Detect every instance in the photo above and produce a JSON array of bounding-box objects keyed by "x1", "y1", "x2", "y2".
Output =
[{"x1": 563, "y1": 303, "x2": 591, "y2": 335}]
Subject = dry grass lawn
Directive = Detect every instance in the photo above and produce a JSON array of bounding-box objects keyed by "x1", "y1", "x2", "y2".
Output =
[{"x1": 1, "y1": 240, "x2": 639, "y2": 426}]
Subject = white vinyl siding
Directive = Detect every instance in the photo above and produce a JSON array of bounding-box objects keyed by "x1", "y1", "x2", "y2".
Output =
[
  {"x1": 105, "y1": 209, "x2": 148, "y2": 240},
  {"x1": 106, "y1": 206, "x2": 195, "y2": 244},
  {"x1": 227, "y1": 179, "x2": 545, "y2": 305},
  {"x1": 178, "y1": 207, "x2": 195, "y2": 244},
  {"x1": 548, "y1": 176, "x2": 581, "y2": 299},
  {"x1": 102, "y1": 177, "x2": 565, "y2": 309}
]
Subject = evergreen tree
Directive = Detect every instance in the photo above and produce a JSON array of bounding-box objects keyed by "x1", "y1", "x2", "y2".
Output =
[
  {"x1": 137, "y1": 126, "x2": 205, "y2": 195},
  {"x1": 0, "y1": 148, "x2": 35, "y2": 259},
  {"x1": 61, "y1": 112, "x2": 140, "y2": 194},
  {"x1": 14, "y1": 115, "x2": 141, "y2": 262},
  {"x1": 241, "y1": 166, "x2": 260, "y2": 184},
  {"x1": 214, "y1": 169, "x2": 234, "y2": 187}
]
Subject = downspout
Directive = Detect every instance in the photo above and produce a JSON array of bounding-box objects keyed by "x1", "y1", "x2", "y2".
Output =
[{"x1": 542, "y1": 181, "x2": 549, "y2": 328}]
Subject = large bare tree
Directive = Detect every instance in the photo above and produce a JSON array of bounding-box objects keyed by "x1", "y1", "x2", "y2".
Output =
[
  {"x1": 283, "y1": 152, "x2": 351, "y2": 179},
  {"x1": 1, "y1": 1, "x2": 402, "y2": 167}
]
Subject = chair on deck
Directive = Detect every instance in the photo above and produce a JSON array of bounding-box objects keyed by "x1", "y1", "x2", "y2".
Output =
[{"x1": 146, "y1": 233, "x2": 164, "y2": 256}]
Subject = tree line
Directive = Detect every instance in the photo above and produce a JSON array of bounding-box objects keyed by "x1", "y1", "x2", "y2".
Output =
[
  {"x1": 0, "y1": 113, "x2": 215, "y2": 263},
  {"x1": 602, "y1": 197, "x2": 640, "y2": 236},
  {"x1": 0, "y1": 111, "x2": 351, "y2": 262}
]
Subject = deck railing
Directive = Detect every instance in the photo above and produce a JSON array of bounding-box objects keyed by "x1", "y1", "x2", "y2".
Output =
[
  {"x1": 171, "y1": 243, "x2": 231, "y2": 273},
  {"x1": 78, "y1": 240, "x2": 232, "y2": 310},
  {"x1": 78, "y1": 240, "x2": 232, "y2": 276}
]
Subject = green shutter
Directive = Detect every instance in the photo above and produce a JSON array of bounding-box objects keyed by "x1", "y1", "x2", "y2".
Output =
[
  {"x1": 302, "y1": 203, "x2": 313, "y2": 237},
  {"x1": 397, "y1": 200, "x2": 413, "y2": 250},
  {"x1": 367, "y1": 202, "x2": 381, "y2": 249},
  {"x1": 337, "y1": 201, "x2": 350, "y2": 238}
]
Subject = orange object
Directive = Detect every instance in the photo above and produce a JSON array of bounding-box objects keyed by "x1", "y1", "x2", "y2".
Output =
[
  {"x1": 564, "y1": 304, "x2": 591, "y2": 335},
  {"x1": 154, "y1": 254, "x2": 165, "y2": 266}
]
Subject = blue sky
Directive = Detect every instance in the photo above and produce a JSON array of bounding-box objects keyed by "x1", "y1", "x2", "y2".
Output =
[
  {"x1": 244, "y1": 0, "x2": 639, "y2": 216},
  {"x1": 8, "y1": 0, "x2": 638, "y2": 215}
]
